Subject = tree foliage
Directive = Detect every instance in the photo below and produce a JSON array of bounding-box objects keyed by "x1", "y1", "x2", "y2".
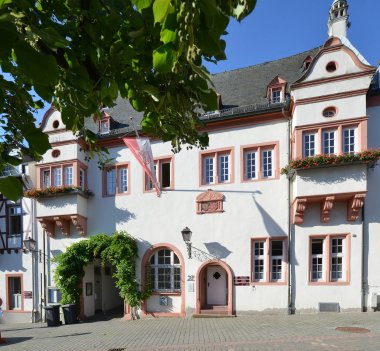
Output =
[
  {"x1": 0, "y1": 0, "x2": 256, "y2": 199},
  {"x1": 53, "y1": 231, "x2": 150, "y2": 308}
]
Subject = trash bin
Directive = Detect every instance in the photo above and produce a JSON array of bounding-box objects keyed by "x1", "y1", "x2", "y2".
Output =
[
  {"x1": 62, "y1": 304, "x2": 78, "y2": 324},
  {"x1": 43, "y1": 304, "x2": 61, "y2": 327}
]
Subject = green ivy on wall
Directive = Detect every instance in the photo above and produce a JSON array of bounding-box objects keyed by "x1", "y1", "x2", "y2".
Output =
[{"x1": 52, "y1": 231, "x2": 151, "y2": 308}]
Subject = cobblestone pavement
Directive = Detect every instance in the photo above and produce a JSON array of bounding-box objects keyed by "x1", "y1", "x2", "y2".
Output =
[{"x1": 2, "y1": 312, "x2": 380, "y2": 351}]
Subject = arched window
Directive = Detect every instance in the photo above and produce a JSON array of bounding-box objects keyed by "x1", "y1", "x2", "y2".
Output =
[{"x1": 149, "y1": 249, "x2": 181, "y2": 292}]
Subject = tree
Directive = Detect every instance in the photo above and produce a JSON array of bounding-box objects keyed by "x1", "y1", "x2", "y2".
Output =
[{"x1": 0, "y1": 0, "x2": 256, "y2": 199}]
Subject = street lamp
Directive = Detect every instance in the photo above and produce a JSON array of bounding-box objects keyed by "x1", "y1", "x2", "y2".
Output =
[
  {"x1": 181, "y1": 227, "x2": 192, "y2": 259},
  {"x1": 23, "y1": 236, "x2": 36, "y2": 252}
]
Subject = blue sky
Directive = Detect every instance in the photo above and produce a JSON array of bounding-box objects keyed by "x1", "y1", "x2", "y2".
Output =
[
  {"x1": 35, "y1": 0, "x2": 380, "y2": 123},
  {"x1": 205, "y1": 0, "x2": 380, "y2": 73}
]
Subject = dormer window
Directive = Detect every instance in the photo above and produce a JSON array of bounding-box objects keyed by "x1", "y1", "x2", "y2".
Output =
[
  {"x1": 266, "y1": 76, "x2": 287, "y2": 104},
  {"x1": 272, "y1": 89, "x2": 281, "y2": 103},
  {"x1": 100, "y1": 119, "x2": 110, "y2": 134},
  {"x1": 302, "y1": 56, "x2": 313, "y2": 71},
  {"x1": 99, "y1": 110, "x2": 111, "y2": 134}
]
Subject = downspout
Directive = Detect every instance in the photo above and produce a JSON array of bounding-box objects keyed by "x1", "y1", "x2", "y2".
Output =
[
  {"x1": 361, "y1": 168, "x2": 367, "y2": 312},
  {"x1": 282, "y1": 102, "x2": 294, "y2": 315}
]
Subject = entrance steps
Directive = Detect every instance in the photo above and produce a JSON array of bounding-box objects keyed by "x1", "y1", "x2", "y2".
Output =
[{"x1": 193, "y1": 305, "x2": 235, "y2": 318}]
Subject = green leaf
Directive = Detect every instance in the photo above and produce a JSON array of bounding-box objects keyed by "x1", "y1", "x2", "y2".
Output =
[
  {"x1": 0, "y1": 15, "x2": 18, "y2": 59},
  {"x1": 160, "y1": 12, "x2": 177, "y2": 44},
  {"x1": 14, "y1": 41, "x2": 59, "y2": 86},
  {"x1": 153, "y1": 43, "x2": 177, "y2": 73},
  {"x1": 0, "y1": 0, "x2": 12, "y2": 9},
  {"x1": 141, "y1": 84, "x2": 160, "y2": 102},
  {"x1": 153, "y1": 0, "x2": 171, "y2": 24},
  {"x1": 131, "y1": 0, "x2": 153, "y2": 10},
  {"x1": 232, "y1": 0, "x2": 257, "y2": 21},
  {"x1": 23, "y1": 128, "x2": 51, "y2": 155},
  {"x1": 0, "y1": 176, "x2": 23, "y2": 201}
]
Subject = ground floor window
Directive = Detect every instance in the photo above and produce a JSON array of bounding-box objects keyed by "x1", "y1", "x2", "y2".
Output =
[
  {"x1": 251, "y1": 237, "x2": 287, "y2": 284},
  {"x1": 309, "y1": 234, "x2": 350, "y2": 284},
  {"x1": 149, "y1": 249, "x2": 181, "y2": 292}
]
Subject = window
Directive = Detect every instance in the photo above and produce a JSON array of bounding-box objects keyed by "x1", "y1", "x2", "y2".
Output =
[
  {"x1": 272, "y1": 89, "x2": 281, "y2": 103},
  {"x1": 323, "y1": 130, "x2": 336, "y2": 155},
  {"x1": 8, "y1": 205, "x2": 22, "y2": 248},
  {"x1": 242, "y1": 143, "x2": 278, "y2": 181},
  {"x1": 303, "y1": 133, "x2": 316, "y2": 157},
  {"x1": 326, "y1": 61, "x2": 337, "y2": 73},
  {"x1": 118, "y1": 167, "x2": 128, "y2": 193},
  {"x1": 144, "y1": 157, "x2": 173, "y2": 191},
  {"x1": 99, "y1": 119, "x2": 110, "y2": 134},
  {"x1": 43, "y1": 170, "x2": 51, "y2": 188},
  {"x1": 251, "y1": 238, "x2": 286, "y2": 284},
  {"x1": 322, "y1": 107, "x2": 337, "y2": 118},
  {"x1": 311, "y1": 239, "x2": 324, "y2": 281},
  {"x1": 38, "y1": 161, "x2": 87, "y2": 190},
  {"x1": 79, "y1": 168, "x2": 85, "y2": 190},
  {"x1": 245, "y1": 150, "x2": 256, "y2": 180},
  {"x1": 64, "y1": 166, "x2": 73, "y2": 186},
  {"x1": 343, "y1": 127, "x2": 357, "y2": 154},
  {"x1": 103, "y1": 163, "x2": 130, "y2": 196},
  {"x1": 200, "y1": 148, "x2": 233, "y2": 186},
  {"x1": 149, "y1": 249, "x2": 181, "y2": 292},
  {"x1": 262, "y1": 149, "x2": 273, "y2": 178},
  {"x1": 309, "y1": 234, "x2": 349, "y2": 284},
  {"x1": 7, "y1": 276, "x2": 22, "y2": 310},
  {"x1": 105, "y1": 168, "x2": 116, "y2": 195},
  {"x1": 53, "y1": 167, "x2": 62, "y2": 186}
]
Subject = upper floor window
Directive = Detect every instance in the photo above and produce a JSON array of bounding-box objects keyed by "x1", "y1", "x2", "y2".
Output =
[
  {"x1": 38, "y1": 161, "x2": 87, "y2": 190},
  {"x1": 149, "y1": 249, "x2": 181, "y2": 292},
  {"x1": 343, "y1": 127, "x2": 357, "y2": 154},
  {"x1": 323, "y1": 130, "x2": 336, "y2": 155},
  {"x1": 144, "y1": 157, "x2": 173, "y2": 191},
  {"x1": 303, "y1": 133, "x2": 316, "y2": 157},
  {"x1": 7, "y1": 204, "x2": 23, "y2": 249},
  {"x1": 242, "y1": 143, "x2": 278, "y2": 181},
  {"x1": 309, "y1": 234, "x2": 349, "y2": 284},
  {"x1": 266, "y1": 76, "x2": 286, "y2": 104},
  {"x1": 251, "y1": 237, "x2": 286, "y2": 284},
  {"x1": 103, "y1": 163, "x2": 130, "y2": 196},
  {"x1": 200, "y1": 148, "x2": 233, "y2": 186}
]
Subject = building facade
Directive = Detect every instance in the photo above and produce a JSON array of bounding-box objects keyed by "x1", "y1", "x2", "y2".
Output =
[{"x1": 2, "y1": 0, "x2": 380, "y2": 322}]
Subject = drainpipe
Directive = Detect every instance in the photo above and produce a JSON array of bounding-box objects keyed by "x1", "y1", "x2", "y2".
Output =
[
  {"x1": 282, "y1": 104, "x2": 294, "y2": 315},
  {"x1": 361, "y1": 172, "x2": 367, "y2": 312}
]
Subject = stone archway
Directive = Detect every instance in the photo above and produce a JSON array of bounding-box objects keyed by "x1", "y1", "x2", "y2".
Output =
[{"x1": 196, "y1": 259, "x2": 234, "y2": 315}]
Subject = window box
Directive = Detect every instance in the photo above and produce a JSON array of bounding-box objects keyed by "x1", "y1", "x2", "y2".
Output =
[
  {"x1": 24, "y1": 186, "x2": 93, "y2": 199},
  {"x1": 281, "y1": 149, "x2": 380, "y2": 175}
]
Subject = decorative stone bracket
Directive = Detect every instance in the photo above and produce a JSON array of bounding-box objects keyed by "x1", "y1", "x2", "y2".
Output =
[
  {"x1": 292, "y1": 192, "x2": 366, "y2": 224},
  {"x1": 347, "y1": 194, "x2": 365, "y2": 222},
  {"x1": 70, "y1": 215, "x2": 87, "y2": 236},
  {"x1": 37, "y1": 215, "x2": 87, "y2": 237},
  {"x1": 196, "y1": 189, "x2": 225, "y2": 214}
]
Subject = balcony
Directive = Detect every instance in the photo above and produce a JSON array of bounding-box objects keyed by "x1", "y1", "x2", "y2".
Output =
[{"x1": 25, "y1": 186, "x2": 92, "y2": 237}]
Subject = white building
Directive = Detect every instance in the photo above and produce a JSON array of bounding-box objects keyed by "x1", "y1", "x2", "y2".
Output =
[{"x1": 2, "y1": 0, "x2": 380, "y2": 322}]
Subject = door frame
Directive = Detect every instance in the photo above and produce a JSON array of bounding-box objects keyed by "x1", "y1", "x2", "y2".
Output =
[{"x1": 196, "y1": 259, "x2": 233, "y2": 315}]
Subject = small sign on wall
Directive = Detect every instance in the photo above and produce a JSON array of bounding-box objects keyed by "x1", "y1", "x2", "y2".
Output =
[
  {"x1": 159, "y1": 296, "x2": 168, "y2": 306},
  {"x1": 234, "y1": 276, "x2": 250, "y2": 286},
  {"x1": 187, "y1": 283, "x2": 195, "y2": 292},
  {"x1": 24, "y1": 291, "x2": 32, "y2": 299}
]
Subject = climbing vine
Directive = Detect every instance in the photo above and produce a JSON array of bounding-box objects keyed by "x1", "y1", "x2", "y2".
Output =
[{"x1": 52, "y1": 231, "x2": 151, "y2": 308}]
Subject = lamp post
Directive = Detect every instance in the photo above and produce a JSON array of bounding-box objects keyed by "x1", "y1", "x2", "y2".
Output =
[{"x1": 181, "y1": 227, "x2": 192, "y2": 259}]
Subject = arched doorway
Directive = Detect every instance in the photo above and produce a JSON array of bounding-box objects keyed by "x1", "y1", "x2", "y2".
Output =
[{"x1": 196, "y1": 260, "x2": 234, "y2": 315}]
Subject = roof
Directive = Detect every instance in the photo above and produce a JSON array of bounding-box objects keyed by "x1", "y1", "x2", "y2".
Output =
[{"x1": 86, "y1": 47, "x2": 321, "y2": 135}]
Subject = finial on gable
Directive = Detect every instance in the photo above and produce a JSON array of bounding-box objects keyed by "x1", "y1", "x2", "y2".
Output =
[{"x1": 328, "y1": 0, "x2": 350, "y2": 38}]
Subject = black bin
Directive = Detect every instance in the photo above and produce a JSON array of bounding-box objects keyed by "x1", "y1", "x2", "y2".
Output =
[
  {"x1": 62, "y1": 304, "x2": 78, "y2": 324},
  {"x1": 44, "y1": 304, "x2": 61, "y2": 327}
]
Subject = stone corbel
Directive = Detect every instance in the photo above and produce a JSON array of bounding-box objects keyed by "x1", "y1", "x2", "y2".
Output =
[
  {"x1": 293, "y1": 198, "x2": 307, "y2": 224},
  {"x1": 347, "y1": 194, "x2": 366, "y2": 221},
  {"x1": 320, "y1": 196, "x2": 335, "y2": 223},
  {"x1": 38, "y1": 218, "x2": 55, "y2": 237},
  {"x1": 70, "y1": 215, "x2": 87, "y2": 236},
  {"x1": 54, "y1": 216, "x2": 70, "y2": 236}
]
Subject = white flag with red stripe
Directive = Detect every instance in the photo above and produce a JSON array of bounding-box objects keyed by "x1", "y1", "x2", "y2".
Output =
[{"x1": 123, "y1": 137, "x2": 161, "y2": 196}]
